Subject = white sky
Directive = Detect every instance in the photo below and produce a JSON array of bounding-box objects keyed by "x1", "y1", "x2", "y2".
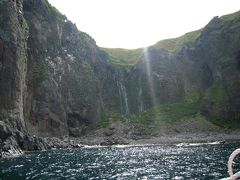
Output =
[{"x1": 48, "y1": 0, "x2": 240, "y2": 49}]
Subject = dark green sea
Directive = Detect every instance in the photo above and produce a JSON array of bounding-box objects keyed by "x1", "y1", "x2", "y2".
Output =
[{"x1": 1, "y1": 142, "x2": 240, "y2": 179}]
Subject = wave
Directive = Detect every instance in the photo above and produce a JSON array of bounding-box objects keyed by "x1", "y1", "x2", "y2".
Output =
[{"x1": 176, "y1": 141, "x2": 223, "y2": 147}]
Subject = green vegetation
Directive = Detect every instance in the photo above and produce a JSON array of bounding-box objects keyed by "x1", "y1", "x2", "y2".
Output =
[
  {"x1": 102, "y1": 48, "x2": 143, "y2": 65},
  {"x1": 102, "y1": 29, "x2": 202, "y2": 66},
  {"x1": 79, "y1": 31, "x2": 92, "y2": 40},
  {"x1": 185, "y1": 89, "x2": 200, "y2": 103},
  {"x1": 209, "y1": 118, "x2": 240, "y2": 130},
  {"x1": 97, "y1": 99, "x2": 238, "y2": 132},
  {"x1": 97, "y1": 109, "x2": 126, "y2": 128},
  {"x1": 96, "y1": 101, "x2": 201, "y2": 135},
  {"x1": 227, "y1": 75, "x2": 240, "y2": 95},
  {"x1": 79, "y1": 31, "x2": 96, "y2": 45},
  {"x1": 201, "y1": 84, "x2": 236, "y2": 130},
  {"x1": 221, "y1": 10, "x2": 240, "y2": 22},
  {"x1": 100, "y1": 10, "x2": 240, "y2": 68},
  {"x1": 27, "y1": 58, "x2": 51, "y2": 93},
  {"x1": 44, "y1": 0, "x2": 67, "y2": 20},
  {"x1": 221, "y1": 11, "x2": 240, "y2": 48},
  {"x1": 28, "y1": 68, "x2": 51, "y2": 93},
  {"x1": 203, "y1": 84, "x2": 229, "y2": 105},
  {"x1": 230, "y1": 33, "x2": 240, "y2": 48},
  {"x1": 219, "y1": 57, "x2": 233, "y2": 69},
  {"x1": 129, "y1": 101, "x2": 199, "y2": 126},
  {"x1": 153, "y1": 29, "x2": 202, "y2": 52}
]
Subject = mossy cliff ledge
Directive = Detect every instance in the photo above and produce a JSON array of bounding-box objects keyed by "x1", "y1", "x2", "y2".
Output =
[{"x1": 1, "y1": 0, "x2": 240, "y2": 156}]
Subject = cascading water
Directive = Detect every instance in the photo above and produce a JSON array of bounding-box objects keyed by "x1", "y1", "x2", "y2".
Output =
[
  {"x1": 138, "y1": 86, "x2": 144, "y2": 112},
  {"x1": 143, "y1": 47, "x2": 157, "y2": 107},
  {"x1": 117, "y1": 81, "x2": 129, "y2": 115}
]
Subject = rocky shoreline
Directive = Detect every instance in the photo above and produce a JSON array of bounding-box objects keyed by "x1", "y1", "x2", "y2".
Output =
[
  {"x1": 77, "y1": 132, "x2": 240, "y2": 146},
  {"x1": 1, "y1": 120, "x2": 240, "y2": 158},
  {"x1": 1, "y1": 119, "x2": 240, "y2": 158},
  {"x1": 0, "y1": 135, "x2": 81, "y2": 158},
  {"x1": 1, "y1": 131, "x2": 240, "y2": 158}
]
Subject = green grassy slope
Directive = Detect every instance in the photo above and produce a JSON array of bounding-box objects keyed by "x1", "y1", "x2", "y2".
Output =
[
  {"x1": 153, "y1": 29, "x2": 202, "y2": 52},
  {"x1": 101, "y1": 47, "x2": 143, "y2": 66},
  {"x1": 102, "y1": 10, "x2": 240, "y2": 66},
  {"x1": 221, "y1": 10, "x2": 240, "y2": 22},
  {"x1": 102, "y1": 29, "x2": 202, "y2": 65}
]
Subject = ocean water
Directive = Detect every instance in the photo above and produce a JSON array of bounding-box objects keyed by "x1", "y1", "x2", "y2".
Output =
[{"x1": 1, "y1": 142, "x2": 240, "y2": 179}]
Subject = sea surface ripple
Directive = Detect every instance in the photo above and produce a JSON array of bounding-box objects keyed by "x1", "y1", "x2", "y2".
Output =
[{"x1": 1, "y1": 142, "x2": 240, "y2": 179}]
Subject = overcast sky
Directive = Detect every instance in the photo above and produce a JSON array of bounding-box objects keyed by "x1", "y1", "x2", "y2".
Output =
[{"x1": 48, "y1": 0, "x2": 240, "y2": 49}]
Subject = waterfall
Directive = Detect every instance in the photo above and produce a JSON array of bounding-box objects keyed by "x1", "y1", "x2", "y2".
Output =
[
  {"x1": 117, "y1": 81, "x2": 124, "y2": 114},
  {"x1": 143, "y1": 47, "x2": 157, "y2": 107},
  {"x1": 138, "y1": 86, "x2": 144, "y2": 112},
  {"x1": 121, "y1": 83, "x2": 129, "y2": 114},
  {"x1": 117, "y1": 81, "x2": 129, "y2": 115}
]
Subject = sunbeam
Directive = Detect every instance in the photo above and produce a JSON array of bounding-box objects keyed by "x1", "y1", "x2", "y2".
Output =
[{"x1": 143, "y1": 47, "x2": 157, "y2": 108}]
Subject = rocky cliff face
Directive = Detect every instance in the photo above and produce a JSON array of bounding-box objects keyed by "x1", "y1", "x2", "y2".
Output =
[
  {"x1": 0, "y1": 0, "x2": 29, "y2": 156},
  {"x1": 22, "y1": 0, "x2": 129, "y2": 138},
  {"x1": 105, "y1": 14, "x2": 240, "y2": 127},
  {"x1": 1, "y1": 0, "x2": 240, "y2": 156},
  {"x1": 23, "y1": 0, "x2": 100, "y2": 137},
  {"x1": 195, "y1": 16, "x2": 240, "y2": 122}
]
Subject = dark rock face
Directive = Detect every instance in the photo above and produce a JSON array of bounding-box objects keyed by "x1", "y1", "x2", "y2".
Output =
[
  {"x1": 1, "y1": 0, "x2": 240, "y2": 156},
  {"x1": 123, "y1": 48, "x2": 185, "y2": 113},
  {"x1": 190, "y1": 16, "x2": 240, "y2": 121},
  {"x1": 121, "y1": 15, "x2": 240, "y2": 123},
  {"x1": 0, "y1": 0, "x2": 28, "y2": 157},
  {"x1": 0, "y1": 0, "x2": 27, "y2": 130},
  {"x1": 22, "y1": 0, "x2": 111, "y2": 137}
]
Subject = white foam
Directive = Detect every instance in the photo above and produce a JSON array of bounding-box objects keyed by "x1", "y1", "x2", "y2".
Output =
[{"x1": 176, "y1": 141, "x2": 222, "y2": 147}]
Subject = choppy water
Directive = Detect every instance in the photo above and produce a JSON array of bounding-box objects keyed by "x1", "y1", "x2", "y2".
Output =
[{"x1": 1, "y1": 142, "x2": 240, "y2": 179}]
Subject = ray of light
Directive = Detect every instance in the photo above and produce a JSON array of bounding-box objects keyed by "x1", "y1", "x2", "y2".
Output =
[{"x1": 143, "y1": 47, "x2": 157, "y2": 108}]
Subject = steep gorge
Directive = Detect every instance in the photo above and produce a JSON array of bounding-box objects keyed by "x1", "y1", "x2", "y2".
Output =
[{"x1": 1, "y1": 0, "x2": 240, "y2": 156}]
